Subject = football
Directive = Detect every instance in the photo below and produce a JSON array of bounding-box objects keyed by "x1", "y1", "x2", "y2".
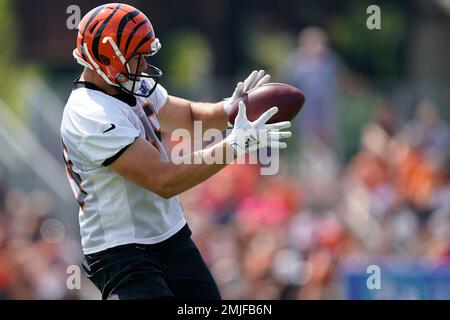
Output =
[{"x1": 228, "y1": 83, "x2": 305, "y2": 125}]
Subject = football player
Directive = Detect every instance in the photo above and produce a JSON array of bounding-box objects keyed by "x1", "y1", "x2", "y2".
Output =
[{"x1": 61, "y1": 3, "x2": 291, "y2": 300}]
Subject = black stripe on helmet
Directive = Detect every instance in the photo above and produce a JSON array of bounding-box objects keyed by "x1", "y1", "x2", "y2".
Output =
[
  {"x1": 92, "y1": 4, "x2": 122, "y2": 62},
  {"x1": 124, "y1": 20, "x2": 147, "y2": 54},
  {"x1": 116, "y1": 10, "x2": 141, "y2": 48},
  {"x1": 81, "y1": 5, "x2": 106, "y2": 60},
  {"x1": 132, "y1": 32, "x2": 155, "y2": 54}
]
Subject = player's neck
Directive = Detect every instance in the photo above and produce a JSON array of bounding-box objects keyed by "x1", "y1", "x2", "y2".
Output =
[{"x1": 80, "y1": 69, "x2": 122, "y2": 96}]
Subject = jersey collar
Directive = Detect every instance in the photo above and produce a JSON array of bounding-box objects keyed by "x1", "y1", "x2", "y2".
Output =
[{"x1": 73, "y1": 79, "x2": 137, "y2": 107}]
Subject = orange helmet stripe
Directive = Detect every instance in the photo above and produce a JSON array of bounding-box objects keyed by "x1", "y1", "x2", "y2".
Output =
[
  {"x1": 80, "y1": 5, "x2": 106, "y2": 61},
  {"x1": 124, "y1": 20, "x2": 147, "y2": 54},
  {"x1": 133, "y1": 32, "x2": 155, "y2": 54},
  {"x1": 92, "y1": 4, "x2": 123, "y2": 62},
  {"x1": 116, "y1": 10, "x2": 141, "y2": 49}
]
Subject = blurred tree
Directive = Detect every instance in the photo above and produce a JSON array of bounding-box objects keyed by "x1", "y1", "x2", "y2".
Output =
[
  {"x1": 328, "y1": 0, "x2": 409, "y2": 79},
  {"x1": 0, "y1": 0, "x2": 25, "y2": 114},
  {"x1": 0, "y1": 0, "x2": 16, "y2": 100},
  {"x1": 0, "y1": 0, "x2": 40, "y2": 117},
  {"x1": 160, "y1": 30, "x2": 214, "y2": 99}
]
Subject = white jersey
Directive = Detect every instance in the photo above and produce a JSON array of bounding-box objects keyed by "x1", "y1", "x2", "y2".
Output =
[{"x1": 60, "y1": 79, "x2": 186, "y2": 254}]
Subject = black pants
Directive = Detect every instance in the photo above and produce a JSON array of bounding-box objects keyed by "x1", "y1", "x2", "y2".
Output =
[{"x1": 82, "y1": 224, "x2": 222, "y2": 300}]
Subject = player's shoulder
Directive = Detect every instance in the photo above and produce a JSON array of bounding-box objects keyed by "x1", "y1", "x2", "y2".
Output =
[
  {"x1": 65, "y1": 87, "x2": 130, "y2": 119},
  {"x1": 61, "y1": 88, "x2": 134, "y2": 142}
]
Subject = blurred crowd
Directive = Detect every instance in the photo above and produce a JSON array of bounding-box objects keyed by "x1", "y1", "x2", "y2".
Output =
[
  {"x1": 174, "y1": 26, "x2": 449, "y2": 299},
  {"x1": 181, "y1": 98, "x2": 450, "y2": 299},
  {"x1": 0, "y1": 175, "x2": 80, "y2": 299}
]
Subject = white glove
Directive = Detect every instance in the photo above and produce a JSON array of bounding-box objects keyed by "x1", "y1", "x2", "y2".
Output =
[
  {"x1": 225, "y1": 101, "x2": 292, "y2": 157},
  {"x1": 224, "y1": 70, "x2": 271, "y2": 115}
]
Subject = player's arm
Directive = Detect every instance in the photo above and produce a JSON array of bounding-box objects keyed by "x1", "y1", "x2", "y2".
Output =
[
  {"x1": 110, "y1": 136, "x2": 233, "y2": 199},
  {"x1": 158, "y1": 96, "x2": 228, "y2": 134},
  {"x1": 157, "y1": 70, "x2": 271, "y2": 134},
  {"x1": 109, "y1": 102, "x2": 291, "y2": 199}
]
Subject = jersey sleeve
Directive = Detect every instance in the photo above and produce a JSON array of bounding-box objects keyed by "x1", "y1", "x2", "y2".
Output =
[
  {"x1": 141, "y1": 79, "x2": 168, "y2": 114},
  {"x1": 77, "y1": 109, "x2": 141, "y2": 167}
]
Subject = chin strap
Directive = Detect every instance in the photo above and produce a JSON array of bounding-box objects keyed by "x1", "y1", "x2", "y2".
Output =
[
  {"x1": 73, "y1": 37, "x2": 126, "y2": 88},
  {"x1": 73, "y1": 49, "x2": 93, "y2": 70},
  {"x1": 81, "y1": 43, "x2": 118, "y2": 87},
  {"x1": 102, "y1": 37, "x2": 131, "y2": 74},
  {"x1": 102, "y1": 36, "x2": 139, "y2": 92}
]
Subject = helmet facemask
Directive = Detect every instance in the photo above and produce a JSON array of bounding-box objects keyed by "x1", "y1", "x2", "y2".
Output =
[
  {"x1": 118, "y1": 50, "x2": 163, "y2": 98},
  {"x1": 101, "y1": 36, "x2": 163, "y2": 98}
]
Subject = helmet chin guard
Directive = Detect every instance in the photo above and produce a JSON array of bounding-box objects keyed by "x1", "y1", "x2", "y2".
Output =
[{"x1": 117, "y1": 54, "x2": 163, "y2": 98}]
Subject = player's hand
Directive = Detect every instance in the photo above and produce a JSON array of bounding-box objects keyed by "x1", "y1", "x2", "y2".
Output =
[
  {"x1": 225, "y1": 101, "x2": 291, "y2": 157},
  {"x1": 224, "y1": 70, "x2": 271, "y2": 116}
]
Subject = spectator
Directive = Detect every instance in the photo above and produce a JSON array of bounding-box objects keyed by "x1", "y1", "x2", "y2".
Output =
[{"x1": 282, "y1": 26, "x2": 341, "y2": 149}]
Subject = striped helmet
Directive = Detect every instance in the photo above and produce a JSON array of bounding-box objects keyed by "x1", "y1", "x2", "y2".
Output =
[{"x1": 73, "y1": 3, "x2": 162, "y2": 97}]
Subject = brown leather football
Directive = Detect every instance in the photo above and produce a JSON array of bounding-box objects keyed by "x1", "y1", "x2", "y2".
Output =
[{"x1": 229, "y1": 83, "x2": 305, "y2": 125}]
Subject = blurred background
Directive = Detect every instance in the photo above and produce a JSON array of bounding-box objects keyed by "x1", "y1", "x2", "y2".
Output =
[{"x1": 0, "y1": 0, "x2": 449, "y2": 299}]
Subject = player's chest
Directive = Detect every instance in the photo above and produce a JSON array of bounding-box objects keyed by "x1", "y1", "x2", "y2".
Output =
[{"x1": 129, "y1": 100, "x2": 162, "y2": 142}]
